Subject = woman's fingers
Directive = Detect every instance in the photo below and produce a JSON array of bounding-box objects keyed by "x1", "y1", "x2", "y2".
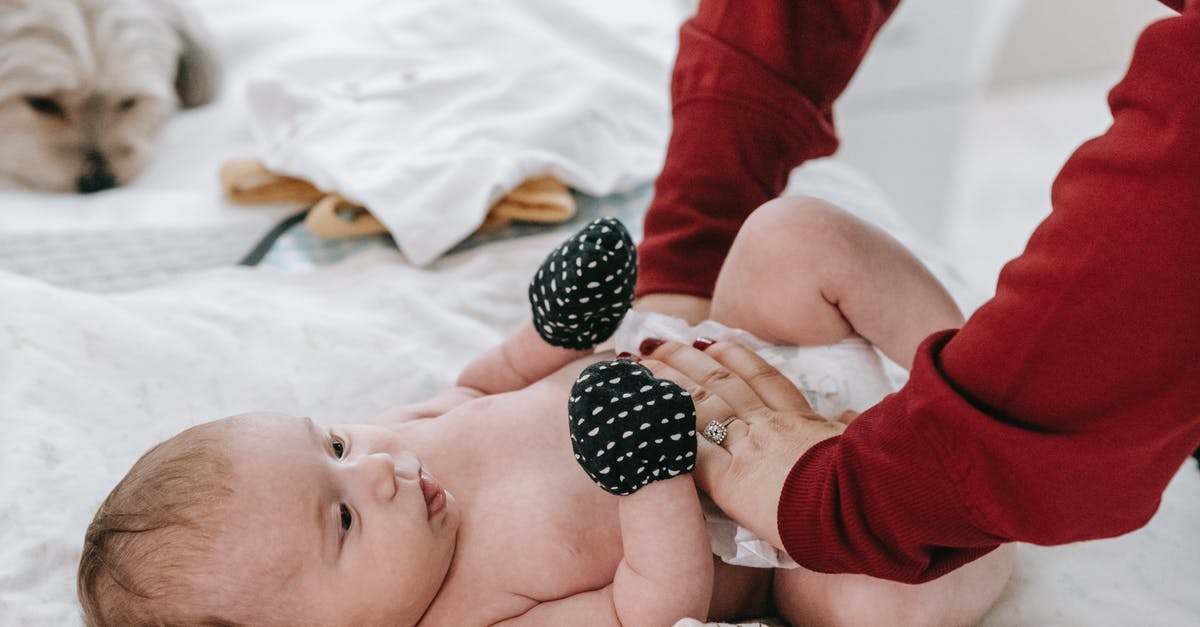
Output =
[
  {"x1": 692, "y1": 417, "x2": 751, "y2": 493},
  {"x1": 643, "y1": 338, "x2": 816, "y2": 414},
  {"x1": 639, "y1": 358, "x2": 739, "y2": 433},
  {"x1": 642, "y1": 340, "x2": 769, "y2": 418}
]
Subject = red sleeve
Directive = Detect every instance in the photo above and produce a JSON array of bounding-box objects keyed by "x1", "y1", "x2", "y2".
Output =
[
  {"x1": 779, "y1": 7, "x2": 1200, "y2": 583},
  {"x1": 635, "y1": 0, "x2": 900, "y2": 298}
]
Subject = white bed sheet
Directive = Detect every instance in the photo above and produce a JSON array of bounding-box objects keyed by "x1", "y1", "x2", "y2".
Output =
[
  {"x1": 0, "y1": 0, "x2": 1197, "y2": 624},
  {"x1": 2, "y1": 158, "x2": 1198, "y2": 626}
]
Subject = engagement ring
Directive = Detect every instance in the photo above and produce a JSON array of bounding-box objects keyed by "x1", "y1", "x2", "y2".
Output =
[{"x1": 702, "y1": 417, "x2": 736, "y2": 445}]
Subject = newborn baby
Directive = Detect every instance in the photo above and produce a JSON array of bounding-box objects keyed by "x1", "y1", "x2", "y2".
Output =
[{"x1": 78, "y1": 200, "x2": 1013, "y2": 626}]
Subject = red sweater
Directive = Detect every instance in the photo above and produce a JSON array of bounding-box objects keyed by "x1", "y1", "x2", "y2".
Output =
[{"x1": 637, "y1": 0, "x2": 1200, "y2": 583}]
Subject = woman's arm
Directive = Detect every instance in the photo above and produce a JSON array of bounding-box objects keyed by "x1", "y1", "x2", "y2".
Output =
[
  {"x1": 637, "y1": 0, "x2": 901, "y2": 299},
  {"x1": 646, "y1": 5, "x2": 1200, "y2": 585}
]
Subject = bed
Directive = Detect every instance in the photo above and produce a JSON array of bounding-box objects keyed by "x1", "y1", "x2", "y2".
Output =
[{"x1": 1, "y1": 1, "x2": 1197, "y2": 625}]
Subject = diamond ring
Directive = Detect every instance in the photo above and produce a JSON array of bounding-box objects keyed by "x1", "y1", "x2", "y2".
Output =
[{"x1": 702, "y1": 417, "x2": 737, "y2": 445}]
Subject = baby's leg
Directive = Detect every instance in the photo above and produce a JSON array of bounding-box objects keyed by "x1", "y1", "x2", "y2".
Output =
[
  {"x1": 709, "y1": 197, "x2": 963, "y2": 369},
  {"x1": 772, "y1": 544, "x2": 1015, "y2": 627}
]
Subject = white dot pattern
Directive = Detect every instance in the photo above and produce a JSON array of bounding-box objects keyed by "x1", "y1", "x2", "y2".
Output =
[
  {"x1": 528, "y1": 218, "x2": 636, "y2": 350},
  {"x1": 568, "y1": 360, "x2": 697, "y2": 495}
]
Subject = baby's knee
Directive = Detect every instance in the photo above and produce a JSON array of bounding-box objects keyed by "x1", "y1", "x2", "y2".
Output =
[{"x1": 736, "y1": 197, "x2": 866, "y2": 266}]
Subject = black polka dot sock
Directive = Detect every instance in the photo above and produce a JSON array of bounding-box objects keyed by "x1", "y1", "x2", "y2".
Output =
[
  {"x1": 528, "y1": 217, "x2": 636, "y2": 350},
  {"x1": 568, "y1": 359, "x2": 697, "y2": 495}
]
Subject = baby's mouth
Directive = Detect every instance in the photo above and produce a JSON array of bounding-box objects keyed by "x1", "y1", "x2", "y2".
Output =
[{"x1": 419, "y1": 468, "x2": 445, "y2": 518}]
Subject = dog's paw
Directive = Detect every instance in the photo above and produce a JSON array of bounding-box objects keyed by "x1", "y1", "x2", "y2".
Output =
[
  {"x1": 528, "y1": 218, "x2": 636, "y2": 350},
  {"x1": 568, "y1": 359, "x2": 696, "y2": 495}
]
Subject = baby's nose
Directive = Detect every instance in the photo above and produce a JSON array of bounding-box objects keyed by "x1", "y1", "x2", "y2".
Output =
[
  {"x1": 360, "y1": 452, "x2": 417, "y2": 502},
  {"x1": 359, "y1": 453, "x2": 397, "y2": 502}
]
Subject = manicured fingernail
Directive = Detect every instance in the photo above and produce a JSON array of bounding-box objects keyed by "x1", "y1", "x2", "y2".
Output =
[
  {"x1": 638, "y1": 338, "x2": 665, "y2": 355},
  {"x1": 692, "y1": 337, "x2": 717, "y2": 351},
  {"x1": 616, "y1": 352, "x2": 641, "y2": 362}
]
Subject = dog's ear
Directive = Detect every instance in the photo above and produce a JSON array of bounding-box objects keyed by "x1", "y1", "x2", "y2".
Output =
[{"x1": 157, "y1": 0, "x2": 221, "y2": 108}]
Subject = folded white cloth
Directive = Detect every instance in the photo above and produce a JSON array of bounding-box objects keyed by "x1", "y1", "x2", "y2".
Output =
[{"x1": 245, "y1": 0, "x2": 689, "y2": 264}]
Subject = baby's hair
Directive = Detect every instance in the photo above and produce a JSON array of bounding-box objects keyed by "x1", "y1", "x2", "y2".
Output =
[{"x1": 77, "y1": 420, "x2": 241, "y2": 627}]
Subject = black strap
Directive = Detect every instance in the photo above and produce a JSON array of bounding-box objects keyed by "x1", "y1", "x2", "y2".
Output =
[{"x1": 238, "y1": 207, "x2": 311, "y2": 267}]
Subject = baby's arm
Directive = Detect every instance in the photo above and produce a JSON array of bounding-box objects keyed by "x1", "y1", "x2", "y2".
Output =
[
  {"x1": 455, "y1": 323, "x2": 591, "y2": 394},
  {"x1": 367, "y1": 386, "x2": 484, "y2": 426},
  {"x1": 496, "y1": 359, "x2": 713, "y2": 625},
  {"x1": 710, "y1": 197, "x2": 963, "y2": 370},
  {"x1": 459, "y1": 218, "x2": 639, "y2": 394}
]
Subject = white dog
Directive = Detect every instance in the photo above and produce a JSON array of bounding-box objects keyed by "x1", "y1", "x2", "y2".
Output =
[{"x1": 0, "y1": 0, "x2": 219, "y2": 193}]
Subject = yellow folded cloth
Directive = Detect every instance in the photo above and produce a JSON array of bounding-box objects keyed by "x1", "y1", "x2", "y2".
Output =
[
  {"x1": 480, "y1": 175, "x2": 576, "y2": 231},
  {"x1": 219, "y1": 158, "x2": 576, "y2": 239},
  {"x1": 219, "y1": 158, "x2": 325, "y2": 205}
]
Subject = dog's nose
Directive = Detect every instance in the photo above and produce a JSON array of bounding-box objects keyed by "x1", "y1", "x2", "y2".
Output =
[{"x1": 77, "y1": 151, "x2": 117, "y2": 193}]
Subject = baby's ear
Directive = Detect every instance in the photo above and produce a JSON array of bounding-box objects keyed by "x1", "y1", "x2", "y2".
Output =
[{"x1": 159, "y1": 0, "x2": 221, "y2": 107}]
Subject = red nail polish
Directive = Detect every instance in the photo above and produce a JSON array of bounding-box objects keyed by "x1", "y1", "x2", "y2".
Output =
[
  {"x1": 693, "y1": 337, "x2": 717, "y2": 351},
  {"x1": 617, "y1": 352, "x2": 633, "y2": 359},
  {"x1": 639, "y1": 338, "x2": 665, "y2": 355}
]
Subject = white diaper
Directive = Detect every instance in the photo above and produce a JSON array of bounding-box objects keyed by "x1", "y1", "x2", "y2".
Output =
[{"x1": 613, "y1": 311, "x2": 901, "y2": 569}]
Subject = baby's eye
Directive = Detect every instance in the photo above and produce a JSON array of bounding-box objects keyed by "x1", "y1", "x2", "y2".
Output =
[
  {"x1": 331, "y1": 437, "x2": 345, "y2": 459},
  {"x1": 339, "y1": 504, "x2": 353, "y2": 533}
]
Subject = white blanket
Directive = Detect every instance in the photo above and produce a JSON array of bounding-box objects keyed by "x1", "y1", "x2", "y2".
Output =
[
  {"x1": 2, "y1": 159, "x2": 1198, "y2": 625},
  {"x1": 246, "y1": 0, "x2": 690, "y2": 265},
  {"x1": 1, "y1": 0, "x2": 1197, "y2": 623}
]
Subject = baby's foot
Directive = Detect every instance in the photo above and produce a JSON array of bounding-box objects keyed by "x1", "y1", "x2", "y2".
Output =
[
  {"x1": 568, "y1": 359, "x2": 696, "y2": 495},
  {"x1": 529, "y1": 217, "x2": 636, "y2": 350}
]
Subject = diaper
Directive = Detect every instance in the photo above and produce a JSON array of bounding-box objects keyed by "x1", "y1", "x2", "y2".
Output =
[{"x1": 613, "y1": 310, "x2": 900, "y2": 569}]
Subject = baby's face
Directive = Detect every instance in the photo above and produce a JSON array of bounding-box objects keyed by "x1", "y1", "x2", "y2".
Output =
[{"x1": 208, "y1": 413, "x2": 460, "y2": 626}]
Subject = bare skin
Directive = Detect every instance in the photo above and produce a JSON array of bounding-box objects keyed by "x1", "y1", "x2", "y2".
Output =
[{"x1": 205, "y1": 198, "x2": 1012, "y2": 626}]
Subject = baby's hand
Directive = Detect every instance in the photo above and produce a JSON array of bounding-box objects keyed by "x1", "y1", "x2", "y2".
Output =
[
  {"x1": 456, "y1": 218, "x2": 637, "y2": 395},
  {"x1": 529, "y1": 217, "x2": 636, "y2": 350},
  {"x1": 568, "y1": 359, "x2": 696, "y2": 495}
]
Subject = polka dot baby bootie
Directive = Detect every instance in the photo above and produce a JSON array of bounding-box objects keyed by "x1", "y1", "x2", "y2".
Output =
[
  {"x1": 569, "y1": 359, "x2": 697, "y2": 495},
  {"x1": 528, "y1": 217, "x2": 636, "y2": 350}
]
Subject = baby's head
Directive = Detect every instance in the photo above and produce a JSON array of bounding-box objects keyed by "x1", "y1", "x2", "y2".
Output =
[{"x1": 79, "y1": 412, "x2": 460, "y2": 626}]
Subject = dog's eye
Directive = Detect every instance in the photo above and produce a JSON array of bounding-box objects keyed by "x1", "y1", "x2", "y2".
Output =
[
  {"x1": 24, "y1": 96, "x2": 65, "y2": 118},
  {"x1": 117, "y1": 97, "x2": 138, "y2": 112}
]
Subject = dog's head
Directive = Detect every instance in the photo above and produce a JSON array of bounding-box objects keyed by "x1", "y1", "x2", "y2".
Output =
[{"x1": 0, "y1": 0, "x2": 219, "y2": 193}]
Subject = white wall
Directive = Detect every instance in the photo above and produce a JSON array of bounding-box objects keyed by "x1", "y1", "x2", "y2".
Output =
[{"x1": 990, "y1": 0, "x2": 1174, "y2": 87}]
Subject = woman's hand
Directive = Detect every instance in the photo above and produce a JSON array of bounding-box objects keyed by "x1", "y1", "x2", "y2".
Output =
[{"x1": 638, "y1": 339, "x2": 847, "y2": 551}]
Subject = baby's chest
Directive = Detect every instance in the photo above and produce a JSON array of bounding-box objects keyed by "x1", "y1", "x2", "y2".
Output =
[
  {"x1": 445, "y1": 474, "x2": 626, "y2": 622},
  {"x1": 490, "y1": 463, "x2": 624, "y2": 576}
]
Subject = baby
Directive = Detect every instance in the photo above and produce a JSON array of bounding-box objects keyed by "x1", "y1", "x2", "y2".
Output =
[{"x1": 78, "y1": 198, "x2": 1014, "y2": 626}]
